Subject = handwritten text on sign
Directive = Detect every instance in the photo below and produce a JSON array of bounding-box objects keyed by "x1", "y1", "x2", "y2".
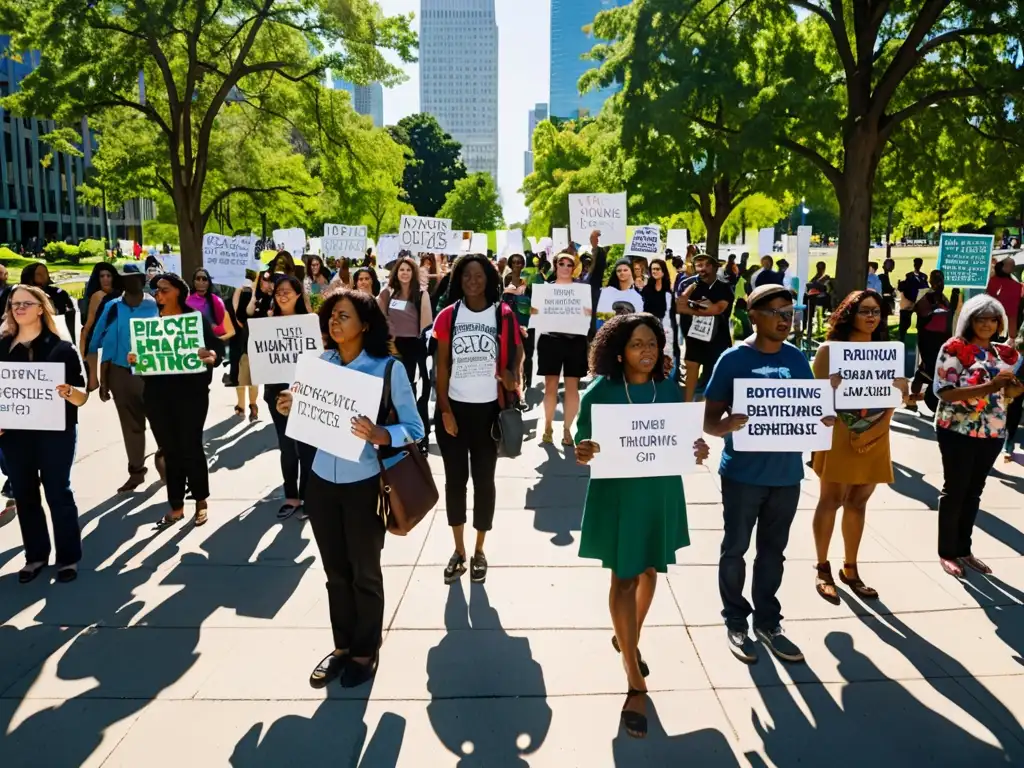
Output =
[
  {"x1": 203, "y1": 234, "x2": 257, "y2": 288},
  {"x1": 130, "y1": 314, "x2": 206, "y2": 376},
  {"x1": 937, "y1": 233, "x2": 994, "y2": 288},
  {"x1": 530, "y1": 283, "x2": 591, "y2": 335},
  {"x1": 0, "y1": 362, "x2": 66, "y2": 431},
  {"x1": 285, "y1": 356, "x2": 384, "y2": 462},
  {"x1": 829, "y1": 342, "x2": 904, "y2": 409},
  {"x1": 732, "y1": 379, "x2": 834, "y2": 452},
  {"x1": 625, "y1": 225, "x2": 661, "y2": 259},
  {"x1": 568, "y1": 193, "x2": 627, "y2": 246},
  {"x1": 399, "y1": 215, "x2": 452, "y2": 252},
  {"x1": 322, "y1": 224, "x2": 367, "y2": 260},
  {"x1": 247, "y1": 315, "x2": 324, "y2": 385},
  {"x1": 590, "y1": 402, "x2": 704, "y2": 479}
]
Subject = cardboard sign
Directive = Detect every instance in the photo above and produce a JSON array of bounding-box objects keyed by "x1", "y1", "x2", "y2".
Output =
[
  {"x1": 130, "y1": 314, "x2": 206, "y2": 375},
  {"x1": 399, "y1": 215, "x2": 451, "y2": 252},
  {"x1": 731, "y1": 379, "x2": 834, "y2": 452},
  {"x1": 322, "y1": 224, "x2": 367, "y2": 260},
  {"x1": 537, "y1": 236, "x2": 554, "y2": 257},
  {"x1": 937, "y1": 233, "x2": 994, "y2": 288},
  {"x1": 306, "y1": 237, "x2": 322, "y2": 256},
  {"x1": 0, "y1": 362, "x2": 67, "y2": 431},
  {"x1": 161, "y1": 253, "x2": 182, "y2": 276},
  {"x1": 470, "y1": 232, "x2": 488, "y2": 254},
  {"x1": 590, "y1": 403, "x2": 704, "y2": 479},
  {"x1": 667, "y1": 229, "x2": 688, "y2": 254},
  {"x1": 569, "y1": 193, "x2": 627, "y2": 246},
  {"x1": 829, "y1": 342, "x2": 904, "y2": 409},
  {"x1": 273, "y1": 228, "x2": 306, "y2": 257},
  {"x1": 203, "y1": 233, "x2": 257, "y2": 288},
  {"x1": 528, "y1": 236, "x2": 539, "y2": 252},
  {"x1": 552, "y1": 228, "x2": 570, "y2": 253},
  {"x1": 758, "y1": 227, "x2": 775, "y2": 258},
  {"x1": 247, "y1": 315, "x2": 324, "y2": 385},
  {"x1": 285, "y1": 356, "x2": 384, "y2": 461},
  {"x1": 530, "y1": 283, "x2": 592, "y2": 335},
  {"x1": 376, "y1": 234, "x2": 400, "y2": 266},
  {"x1": 625, "y1": 225, "x2": 661, "y2": 259}
]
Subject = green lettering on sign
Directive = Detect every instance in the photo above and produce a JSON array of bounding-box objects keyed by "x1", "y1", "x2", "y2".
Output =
[{"x1": 130, "y1": 314, "x2": 207, "y2": 376}]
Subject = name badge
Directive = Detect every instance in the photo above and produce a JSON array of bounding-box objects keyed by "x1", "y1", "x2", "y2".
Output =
[
  {"x1": 688, "y1": 315, "x2": 714, "y2": 342},
  {"x1": 390, "y1": 299, "x2": 409, "y2": 311}
]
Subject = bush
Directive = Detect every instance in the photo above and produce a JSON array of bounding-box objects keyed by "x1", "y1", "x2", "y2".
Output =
[
  {"x1": 0, "y1": 246, "x2": 19, "y2": 263},
  {"x1": 43, "y1": 241, "x2": 79, "y2": 264},
  {"x1": 78, "y1": 239, "x2": 105, "y2": 260}
]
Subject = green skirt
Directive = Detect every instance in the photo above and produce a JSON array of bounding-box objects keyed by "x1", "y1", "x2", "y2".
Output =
[{"x1": 578, "y1": 476, "x2": 690, "y2": 579}]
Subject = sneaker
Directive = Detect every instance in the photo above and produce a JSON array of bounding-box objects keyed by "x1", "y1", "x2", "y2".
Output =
[
  {"x1": 755, "y1": 626, "x2": 804, "y2": 663},
  {"x1": 470, "y1": 552, "x2": 488, "y2": 583},
  {"x1": 444, "y1": 552, "x2": 467, "y2": 584},
  {"x1": 727, "y1": 629, "x2": 758, "y2": 664}
]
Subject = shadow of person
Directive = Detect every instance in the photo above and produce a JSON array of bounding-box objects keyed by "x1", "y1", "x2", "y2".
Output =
[
  {"x1": 525, "y1": 443, "x2": 587, "y2": 546},
  {"x1": 612, "y1": 698, "x2": 740, "y2": 766},
  {"x1": 207, "y1": 421, "x2": 277, "y2": 474},
  {"x1": 957, "y1": 571, "x2": 1024, "y2": 670},
  {"x1": 890, "y1": 462, "x2": 939, "y2": 509},
  {"x1": 426, "y1": 583, "x2": 551, "y2": 766}
]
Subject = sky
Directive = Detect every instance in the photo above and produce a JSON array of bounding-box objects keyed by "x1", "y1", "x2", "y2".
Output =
[{"x1": 376, "y1": 0, "x2": 551, "y2": 225}]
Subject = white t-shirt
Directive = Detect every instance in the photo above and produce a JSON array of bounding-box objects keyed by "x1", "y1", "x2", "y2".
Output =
[{"x1": 449, "y1": 304, "x2": 499, "y2": 403}]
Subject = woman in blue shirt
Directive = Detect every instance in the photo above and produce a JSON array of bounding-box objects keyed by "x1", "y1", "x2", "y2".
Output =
[{"x1": 276, "y1": 288, "x2": 424, "y2": 690}]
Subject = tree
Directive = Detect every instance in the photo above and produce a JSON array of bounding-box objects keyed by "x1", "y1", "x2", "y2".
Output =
[
  {"x1": 1, "y1": 0, "x2": 416, "y2": 276},
  {"x1": 388, "y1": 114, "x2": 467, "y2": 217},
  {"x1": 437, "y1": 173, "x2": 504, "y2": 231}
]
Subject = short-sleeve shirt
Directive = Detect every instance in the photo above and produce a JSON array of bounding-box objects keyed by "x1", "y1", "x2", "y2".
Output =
[
  {"x1": 704, "y1": 342, "x2": 814, "y2": 487},
  {"x1": 679, "y1": 277, "x2": 734, "y2": 350},
  {"x1": 934, "y1": 338, "x2": 1020, "y2": 438},
  {"x1": 433, "y1": 301, "x2": 522, "y2": 404}
]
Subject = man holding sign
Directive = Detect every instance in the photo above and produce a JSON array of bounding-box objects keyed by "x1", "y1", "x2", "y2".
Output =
[
  {"x1": 704, "y1": 284, "x2": 835, "y2": 667},
  {"x1": 676, "y1": 253, "x2": 734, "y2": 402}
]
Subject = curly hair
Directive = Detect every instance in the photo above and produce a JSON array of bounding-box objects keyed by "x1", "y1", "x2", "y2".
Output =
[
  {"x1": 589, "y1": 313, "x2": 667, "y2": 382},
  {"x1": 446, "y1": 253, "x2": 501, "y2": 306},
  {"x1": 318, "y1": 287, "x2": 394, "y2": 358},
  {"x1": 827, "y1": 289, "x2": 887, "y2": 342}
]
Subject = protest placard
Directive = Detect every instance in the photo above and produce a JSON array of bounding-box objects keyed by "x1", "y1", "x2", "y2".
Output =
[
  {"x1": 306, "y1": 238, "x2": 322, "y2": 256},
  {"x1": 399, "y1": 215, "x2": 451, "y2": 252},
  {"x1": 625, "y1": 225, "x2": 662, "y2": 259},
  {"x1": 506, "y1": 229, "x2": 524, "y2": 255},
  {"x1": 0, "y1": 362, "x2": 67, "y2": 431},
  {"x1": 161, "y1": 253, "x2": 182, "y2": 276},
  {"x1": 376, "y1": 234, "x2": 400, "y2": 266},
  {"x1": 203, "y1": 233, "x2": 257, "y2": 288},
  {"x1": 537, "y1": 236, "x2": 553, "y2": 256},
  {"x1": 528, "y1": 236, "x2": 539, "y2": 252},
  {"x1": 758, "y1": 228, "x2": 775, "y2": 258},
  {"x1": 828, "y1": 342, "x2": 904, "y2": 409},
  {"x1": 732, "y1": 379, "x2": 834, "y2": 452},
  {"x1": 247, "y1": 315, "x2": 324, "y2": 385},
  {"x1": 441, "y1": 229, "x2": 467, "y2": 256},
  {"x1": 470, "y1": 232, "x2": 488, "y2": 254},
  {"x1": 321, "y1": 224, "x2": 367, "y2": 261},
  {"x1": 590, "y1": 403, "x2": 704, "y2": 479},
  {"x1": 495, "y1": 230, "x2": 509, "y2": 257},
  {"x1": 937, "y1": 233, "x2": 994, "y2": 288},
  {"x1": 118, "y1": 239, "x2": 134, "y2": 255},
  {"x1": 273, "y1": 228, "x2": 306, "y2": 257},
  {"x1": 285, "y1": 356, "x2": 384, "y2": 462},
  {"x1": 130, "y1": 314, "x2": 206, "y2": 375},
  {"x1": 569, "y1": 193, "x2": 627, "y2": 246},
  {"x1": 667, "y1": 229, "x2": 688, "y2": 254},
  {"x1": 530, "y1": 284, "x2": 591, "y2": 335},
  {"x1": 552, "y1": 227, "x2": 570, "y2": 253}
]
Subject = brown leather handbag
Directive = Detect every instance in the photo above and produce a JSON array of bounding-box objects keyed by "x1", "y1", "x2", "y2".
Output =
[{"x1": 376, "y1": 359, "x2": 438, "y2": 535}]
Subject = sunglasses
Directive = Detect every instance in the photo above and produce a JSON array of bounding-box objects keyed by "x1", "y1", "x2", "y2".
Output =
[{"x1": 757, "y1": 307, "x2": 795, "y2": 321}]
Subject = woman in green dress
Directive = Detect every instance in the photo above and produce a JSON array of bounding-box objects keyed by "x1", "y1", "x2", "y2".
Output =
[{"x1": 575, "y1": 313, "x2": 708, "y2": 739}]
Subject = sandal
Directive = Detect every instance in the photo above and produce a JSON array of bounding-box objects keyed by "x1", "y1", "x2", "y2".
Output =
[
  {"x1": 815, "y1": 563, "x2": 841, "y2": 605},
  {"x1": 194, "y1": 500, "x2": 209, "y2": 527},
  {"x1": 56, "y1": 564, "x2": 78, "y2": 584},
  {"x1": 611, "y1": 634, "x2": 649, "y2": 677},
  {"x1": 940, "y1": 557, "x2": 963, "y2": 578},
  {"x1": 277, "y1": 503, "x2": 299, "y2": 521},
  {"x1": 960, "y1": 555, "x2": 992, "y2": 575},
  {"x1": 156, "y1": 510, "x2": 185, "y2": 530},
  {"x1": 838, "y1": 563, "x2": 878, "y2": 599},
  {"x1": 541, "y1": 425, "x2": 553, "y2": 444},
  {"x1": 248, "y1": 403, "x2": 259, "y2": 423},
  {"x1": 18, "y1": 561, "x2": 46, "y2": 584},
  {"x1": 233, "y1": 405, "x2": 245, "y2": 417},
  {"x1": 309, "y1": 650, "x2": 348, "y2": 689},
  {"x1": 620, "y1": 689, "x2": 648, "y2": 739},
  {"x1": 562, "y1": 430, "x2": 574, "y2": 447}
]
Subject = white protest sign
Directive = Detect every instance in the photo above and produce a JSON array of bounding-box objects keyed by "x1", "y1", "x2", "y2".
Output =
[
  {"x1": 0, "y1": 362, "x2": 66, "y2": 431},
  {"x1": 569, "y1": 192, "x2": 627, "y2": 246},
  {"x1": 273, "y1": 228, "x2": 306, "y2": 257},
  {"x1": 530, "y1": 284, "x2": 592, "y2": 335},
  {"x1": 306, "y1": 237, "x2": 322, "y2": 256},
  {"x1": 495, "y1": 230, "x2": 509, "y2": 257},
  {"x1": 528, "y1": 236, "x2": 539, "y2": 252},
  {"x1": 590, "y1": 403, "x2": 704, "y2": 479},
  {"x1": 687, "y1": 315, "x2": 715, "y2": 342},
  {"x1": 758, "y1": 227, "x2": 775, "y2": 258},
  {"x1": 732, "y1": 379, "x2": 834, "y2": 452},
  {"x1": 442, "y1": 230, "x2": 467, "y2": 256},
  {"x1": 399, "y1": 215, "x2": 451, "y2": 252},
  {"x1": 667, "y1": 229, "x2": 688, "y2": 254},
  {"x1": 829, "y1": 342, "x2": 904, "y2": 409},
  {"x1": 118, "y1": 239, "x2": 134, "y2": 255},
  {"x1": 202, "y1": 233, "x2": 257, "y2": 288},
  {"x1": 596, "y1": 287, "x2": 642, "y2": 315},
  {"x1": 285, "y1": 356, "x2": 384, "y2": 462},
  {"x1": 322, "y1": 224, "x2": 367, "y2": 260},
  {"x1": 470, "y1": 232, "x2": 488, "y2": 254},
  {"x1": 506, "y1": 229, "x2": 524, "y2": 255},
  {"x1": 537, "y1": 236, "x2": 554, "y2": 257},
  {"x1": 247, "y1": 315, "x2": 325, "y2": 385},
  {"x1": 552, "y1": 227, "x2": 570, "y2": 253},
  {"x1": 161, "y1": 253, "x2": 182, "y2": 275},
  {"x1": 376, "y1": 234, "x2": 400, "y2": 267},
  {"x1": 625, "y1": 225, "x2": 662, "y2": 259}
]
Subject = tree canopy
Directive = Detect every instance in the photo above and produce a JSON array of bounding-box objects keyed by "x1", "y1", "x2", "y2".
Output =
[
  {"x1": 437, "y1": 172, "x2": 504, "y2": 232},
  {"x1": 388, "y1": 113, "x2": 467, "y2": 218}
]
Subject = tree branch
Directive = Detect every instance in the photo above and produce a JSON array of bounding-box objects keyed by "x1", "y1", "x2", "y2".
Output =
[
  {"x1": 880, "y1": 86, "x2": 989, "y2": 137},
  {"x1": 790, "y1": 0, "x2": 856, "y2": 83},
  {"x1": 776, "y1": 136, "x2": 843, "y2": 188},
  {"x1": 200, "y1": 184, "x2": 307, "y2": 221}
]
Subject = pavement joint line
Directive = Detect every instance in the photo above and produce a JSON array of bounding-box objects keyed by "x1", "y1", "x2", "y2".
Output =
[{"x1": 381, "y1": 505, "x2": 438, "y2": 637}]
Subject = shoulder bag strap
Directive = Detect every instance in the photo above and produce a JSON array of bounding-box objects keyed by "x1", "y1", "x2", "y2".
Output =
[{"x1": 375, "y1": 358, "x2": 396, "y2": 475}]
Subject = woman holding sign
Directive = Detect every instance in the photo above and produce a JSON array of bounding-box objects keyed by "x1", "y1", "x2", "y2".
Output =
[
  {"x1": 574, "y1": 314, "x2": 708, "y2": 739},
  {"x1": 0, "y1": 285, "x2": 88, "y2": 583}
]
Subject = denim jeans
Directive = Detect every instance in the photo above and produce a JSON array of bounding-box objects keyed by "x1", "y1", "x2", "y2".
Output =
[
  {"x1": 4, "y1": 428, "x2": 80, "y2": 566},
  {"x1": 719, "y1": 477, "x2": 800, "y2": 633}
]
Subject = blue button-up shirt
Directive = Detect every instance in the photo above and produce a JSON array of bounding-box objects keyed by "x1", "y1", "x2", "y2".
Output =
[
  {"x1": 88, "y1": 295, "x2": 160, "y2": 368},
  {"x1": 311, "y1": 350, "x2": 425, "y2": 485},
  {"x1": 866, "y1": 272, "x2": 882, "y2": 294}
]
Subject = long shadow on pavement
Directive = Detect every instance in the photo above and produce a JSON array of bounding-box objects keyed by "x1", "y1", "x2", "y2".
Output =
[
  {"x1": 526, "y1": 442, "x2": 586, "y2": 546},
  {"x1": 612, "y1": 698, "x2": 740, "y2": 766}
]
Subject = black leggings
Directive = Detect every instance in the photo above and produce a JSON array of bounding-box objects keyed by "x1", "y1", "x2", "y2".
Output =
[
  {"x1": 435, "y1": 399, "x2": 499, "y2": 531},
  {"x1": 522, "y1": 328, "x2": 536, "y2": 390},
  {"x1": 145, "y1": 390, "x2": 210, "y2": 510},
  {"x1": 936, "y1": 429, "x2": 1002, "y2": 559},
  {"x1": 394, "y1": 336, "x2": 431, "y2": 436}
]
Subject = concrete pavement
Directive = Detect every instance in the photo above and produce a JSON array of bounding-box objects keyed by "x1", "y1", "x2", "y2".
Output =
[{"x1": 1, "y1": 383, "x2": 1023, "y2": 766}]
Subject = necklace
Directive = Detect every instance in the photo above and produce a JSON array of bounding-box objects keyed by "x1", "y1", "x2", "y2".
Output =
[{"x1": 624, "y1": 379, "x2": 657, "y2": 404}]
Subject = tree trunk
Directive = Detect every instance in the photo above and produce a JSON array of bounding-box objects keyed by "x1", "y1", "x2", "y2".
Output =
[
  {"x1": 834, "y1": 134, "x2": 881, "y2": 299},
  {"x1": 704, "y1": 217, "x2": 721, "y2": 258},
  {"x1": 175, "y1": 190, "x2": 203, "y2": 278}
]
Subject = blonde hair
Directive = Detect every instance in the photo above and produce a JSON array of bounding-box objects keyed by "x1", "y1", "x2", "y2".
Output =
[{"x1": 1, "y1": 284, "x2": 68, "y2": 340}]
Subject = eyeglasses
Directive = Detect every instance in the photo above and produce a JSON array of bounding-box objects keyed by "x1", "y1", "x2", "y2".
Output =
[
  {"x1": 856, "y1": 308, "x2": 882, "y2": 318},
  {"x1": 194, "y1": 276, "x2": 209, "y2": 283},
  {"x1": 758, "y1": 308, "x2": 795, "y2": 321},
  {"x1": 10, "y1": 301, "x2": 40, "y2": 310}
]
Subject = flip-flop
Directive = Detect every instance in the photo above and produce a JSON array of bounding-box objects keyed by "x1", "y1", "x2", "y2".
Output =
[
  {"x1": 194, "y1": 501, "x2": 209, "y2": 527},
  {"x1": 155, "y1": 511, "x2": 185, "y2": 531}
]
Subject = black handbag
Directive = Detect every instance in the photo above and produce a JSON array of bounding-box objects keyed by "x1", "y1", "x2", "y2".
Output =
[{"x1": 491, "y1": 307, "x2": 524, "y2": 458}]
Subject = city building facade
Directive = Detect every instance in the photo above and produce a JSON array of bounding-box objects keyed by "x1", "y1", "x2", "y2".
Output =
[
  {"x1": 331, "y1": 77, "x2": 384, "y2": 128},
  {"x1": 549, "y1": 0, "x2": 622, "y2": 120},
  {"x1": 420, "y1": 0, "x2": 499, "y2": 181},
  {"x1": 524, "y1": 102, "x2": 548, "y2": 176}
]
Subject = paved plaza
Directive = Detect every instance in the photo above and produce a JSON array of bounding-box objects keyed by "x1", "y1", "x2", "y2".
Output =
[{"x1": 1, "y1": 385, "x2": 1024, "y2": 766}]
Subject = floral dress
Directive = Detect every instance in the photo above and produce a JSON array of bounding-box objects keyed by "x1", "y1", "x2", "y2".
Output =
[{"x1": 933, "y1": 338, "x2": 1021, "y2": 438}]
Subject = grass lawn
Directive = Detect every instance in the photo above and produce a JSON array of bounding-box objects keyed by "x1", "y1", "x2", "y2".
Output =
[{"x1": 806, "y1": 245, "x2": 938, "y2": 277}]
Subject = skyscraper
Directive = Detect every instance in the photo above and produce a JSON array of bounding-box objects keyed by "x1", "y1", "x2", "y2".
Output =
[
  {"x1": 420, "y1": 0, "x2": 499, "y2": 181},
  {"x1": 331, "y1": 77, "x2": 385, "y2": 127},
  {"x1": 549, "y1": 0, "x2": 622, "y2": 120},
  {"x1": 524, "y1": 103, "x2": 548, "y2": 176}
]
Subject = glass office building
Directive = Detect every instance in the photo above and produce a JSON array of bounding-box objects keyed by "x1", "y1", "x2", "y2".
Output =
[
  {"x1": 331, "y1": 78, "x2": 385, "y2": 128},
  {"x1": 549, "y1": 0, "x2": 622, "y2": 120}
]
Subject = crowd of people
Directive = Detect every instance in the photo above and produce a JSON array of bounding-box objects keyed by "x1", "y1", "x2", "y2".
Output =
[{"x1": 0, "y1": 230, "x2": 1021, "y2": 741}]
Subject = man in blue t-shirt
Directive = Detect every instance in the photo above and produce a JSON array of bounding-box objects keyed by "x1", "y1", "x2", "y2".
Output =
[{"x1": 703, "y1": 284, "x2": 836, "y2": 666}]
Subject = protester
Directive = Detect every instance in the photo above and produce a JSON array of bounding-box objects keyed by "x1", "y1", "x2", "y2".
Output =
[
  {"x1": 0, "y1": 285, "x2": 88, "y2": 583},
  {"x1": 245, "y1": 269, "x2": 275, "y2": 320},
  {"x1": 21, "y1": 263, "x2": 76, "y2": 340},
  {"x1": 596, "y1": 258, "x2": 642, "y2": 330},
  {"x1": 420, "y1": 254, "x2": 440, "y2": 296},
  {"x1": 752, "y1": 256, "x2": 783, "y2": 288},
  {"x1": 128, "y1": 273, "x2": 222, "y2": 529},
  {"x1": 433, "y1": 255, "x2": 523, "y2": 584},
  {"x1": 271, "y1": 251, "x2": 298, "y2": 276},
  {"x1": 811, "y1": 290, "x2": 907, "y2": 604},
  {"x1": 908, "y1": 270, "x2": 952, "y2": 412},
  {"x1": 277, "y1": 288, "x2": 424, "y2": 689},
  {"x1": 704, "y1": 284, "x2": 835, "y2": 664},
  {"x1": 305, "y1": 255, "x2": 332, "y2": 296},
  {"x1": 144, "y1": 255, "x2": 163, "y2": 283},
  {"x1": 573, "y1": 313, "x2": 707, "y2": 738},
  {"x1": 79, "y1": 262, "x2": 123, "y2": 361},
  {"x1": 933, "y1": 294, "x2": 1023, "y2": 577},
  {"x1": 1004, "y1": 325, "x2": 1024, "y2": 462},
  {"x1": 897, "y1": 258, "x2": 929, "y2": 341},
  {"x1": 880, "y1": 258, "x2": 897, "y2": 314},
  {"x1": 676, "y1": 253, "x2": 734, "y2": 402},
  {"x1": 503, "y1": 252, "x2": 542, "y2": 391},
  {"x1": 187, "y1": 268, "x2": 232, "y2": 342},
  {"x1": 353, "y1": 267, "x2": 380, "y2": 297},
  {"x1": 631, "y1": 257, "x2": 648, "y2": 291},
  {"x1": 866, "y1": 262, "x2": 882, "y2": 294},
  {"x1": 986, "y1": 256, "x2": 1022, "y2": 339},
  {"x1": 229, "y1": 279, "x2": 259, "y2": 422}
]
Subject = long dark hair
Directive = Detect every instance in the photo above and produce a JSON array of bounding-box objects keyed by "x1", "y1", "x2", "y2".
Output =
[
  {"x1": 20, "y1": 262, "x2": 50, "y2": 287},
  {"x1": 273, "y1": 250, "x2": 296, "y2": 275},
  {"x1": 149, "y1": 273, "x2": 192, "y2": 314},
  {"x1": 447, "y1": 254, "x2": 501, "y2": 306},
  {"x1": 827, "y1": 289, "x2": 886, "y2": 342},
  {"x1": 335, "y1": 258, "x2": 351, "y2": 286},
  {"x1": 589, "y1": 313, "x2": 667, "y2": 382},
  {"x1": 606, "y1": 258, "x2": 634, "y2": 290},
  {"x1": 352, "y1": 267, "x2": 381, "y2": 297},
  {"x1": 85, "y1": 262, "x2": 123, "y2": 304},
  {"x1": 318, "y1": 288, "x2": 394, "y2": 358},
  {"x1": 387, "y1": 257, "x2": 423, "y2": 305},
  {"x1": 307, "y1": 255, "x2": 329, "y2": 284},
  {"x1": 191, "y1": 267, "x2": 217, "y2": 317},
  {"x1": 270, "y1": 274, "x2": 308, "y2": 315},
  {"x1": 642, "y1": 259, "x2": 671, "y2": 297}
]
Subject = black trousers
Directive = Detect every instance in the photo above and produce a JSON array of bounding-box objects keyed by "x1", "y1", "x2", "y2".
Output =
[
  {"x1": 1004, "y1": 393, "x2": 1023, "y2": 454},
  {"x1": 306, "y1": 473, "x2": 385, "y2": 656},
  {"x1": 435, "y1": 399, "x2": 499, "y2": 531},
  {"x1": 898, "y1": 309, "x2": 914, "y2": 341},
  {"x1": 394, "y1": 335, "x2": 431, "y2": 435},
  {"x1": 267, "y1": 392, "x2": 315, "y2": 501},
  {"x1": 937, "y1": 429, "x2": 1003, "y2": 559},
  {"x1": 145, "y1": 390, "x2": 210, "y2": 510},
  {"x1": 522, "y1": 328, "x2": 536, "y2": 390}
]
